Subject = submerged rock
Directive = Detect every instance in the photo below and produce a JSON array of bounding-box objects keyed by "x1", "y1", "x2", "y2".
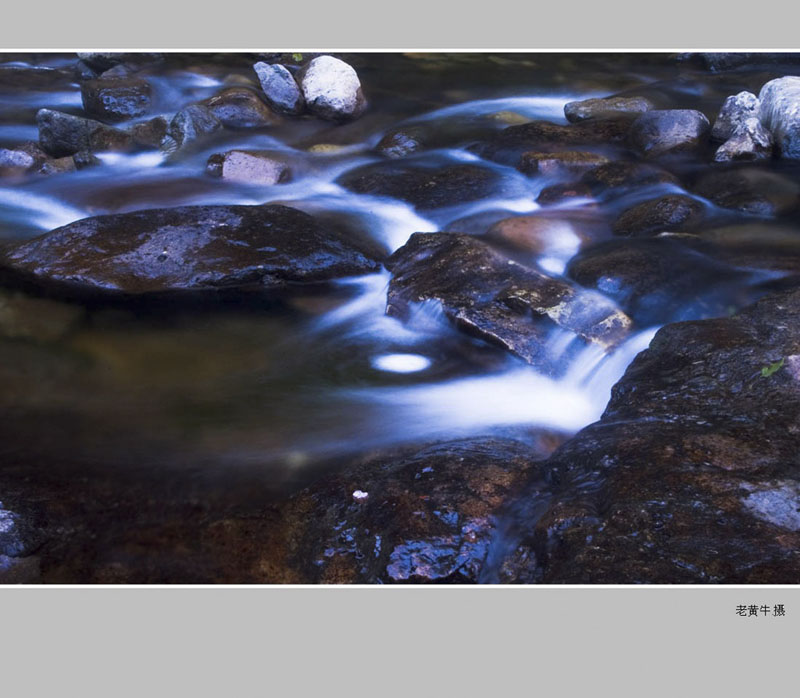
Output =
[
  {"x1": 758, "y1": 76, "x2": 800, "y2": 159},
  {"x1": 714, "y1": 117, "x2": 773, "y2": 162},
  {"x1": 518, "y1": 150, "x2": 609, "y2": 177},
  {"x1": 253, "y1": 62, "x2": 305, "y2": 115},
  {"x1": 495, "y1": 288, "x2": 800, "y2": 583},
  {"x1": 375, "y1": 128, "x2": 425, "y2": 159},
  {"x1": 36, "y1": 108, "x2": 134, "y2": 157},
  {"x1": 694, "y1": 167, "x2": 800, "y2": 216},
  {"x1": 567, "y1": 237, "x2": 753, "y2": 325},
  {"x1": 711, "y1": 91, "x2": 760, "y2": 141},
  {"x1": 338, "y1": 163, "x2": 502, "y2": 209},
  {"x1": 564, "y1": 96, "x2": 654, "y2": 123},
  {"x1": 386, "y1": 233, "x2": 631, "y2": 369},
  {"x1": 628, "y1": 109, "x2": 711, "y2": 158},
  {"x1": 203, "y1": 87, "x2": 281, "y2": 128},
  {"x1": 612, "y1": 194, "x2": 706, "y2": 237},
  {"x1": 300, "y1": 56, "x2": 366, "y2": 122},
  {"x1": 206, "y1": 150, "x2": 290, "y2": 185},
  {"x1": 485, "y1": 212, "x2": 595, "y2": 256},
  {"x1": 80, "y1": 75, "x2": 153, "y2": 122},
  {"x1": 0, "y1": 204, "x2": 381, "y2": 296}
]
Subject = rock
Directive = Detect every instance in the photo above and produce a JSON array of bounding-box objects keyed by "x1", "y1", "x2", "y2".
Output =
[
  {"x1": 714, "y1": 118, "x2": 773, "y2": 162},
  {"x1": 386, "y1": 232, "x2": 631, "y2": 369},
  {"x1": 36, "y1": 108, "x2": 134, "y2": 157},
  {"x1": 711, "y1": 91, "x2": 760, "y2": 141},
  {"x1": 0, "y1": 204, "x2": 382, "y2": 296},
  {"x1": 252, "y1": 62, "x2": 305, "y2": 115},
  {"x1": 165, "y1": 105, "x2": 223, "y2": 151},
  {"x1": 127, "y1": 116, "x2": 168, "y2": 149},
  {"x1": 612, "y1": 194, "x2": 706, "y2": 237},
  {"x1": 564, "y1": 96, "x2": 654, "y2": 123},
  {"x1": 80, "y1": 76, "x2": 152, "y2": 122},
  {"x1": 758, "y1": 76, "x2": 800, "y2": 159},
  {"x1": 76, "y1": 52, "x2": 163, "y2": 73},
  {"x1": 579, "y1": 161, "x2": 680, "y2": 194},
  {"x1": 270, "y1": 437, "x2": 557, "y2": 583},
  {"x1": 0, "y1": 143, "x2": 48, "y2": 177},
  {"x1": 375, "y1": 128, "x2": 425, "y2": 159},
  {"x1": 518, "y1": 150, "x2": 609, "y2": 177},
  {"x1": 203, "y1": 87, "x2": 280, "y2": 129},
  {"x1": 694, "y1": 167, "x2": 800, "y2": 216},
  {"x1": 37, "y1": 156, "x2": 77, "y2": 176},
  {"x1": 478, "y1": 119, "x2": 631, "y2": 163},
  {"x1": 492, "y1": 288, "x2": 800, "y2": 583},
  {"x1": 0, "y1": 148, "x2": 36, "y2": 176},
  {"x1": 628, "y1": 109, "x2": 711, "y2": 158},
  {"x1": 206, "y1": 150, "x2": 290, "y2": 185},
  {"x1": 338, "y1": 163, "x2": 503, "y2": 209},
  {"x1": 566, "y1": 237, "x2": 754, "y2": 326},
  {"x1": 536, "y1": 182, "x2": 595, "y2": 205},
  {"x1": 300, "y1": 56, "x2": 366, "y2": 121}
]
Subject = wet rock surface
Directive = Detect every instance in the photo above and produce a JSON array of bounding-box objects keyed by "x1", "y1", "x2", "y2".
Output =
[
  {"x1": 694, "y1": 167, "x2": 800, "y2": 216},
  {"x1": 338, "y1": 163, "x2": 504, "y2": 209},
  {"x1": 518, "y1": 150, "x2": 609, "y2": 177},
  {"x1": 712, "y1": 91, "x2": 760, "y2": 141},
  {"x1": 203, "y1": 87, "x2": 281, "y2": 129},
  {"x1": 80, "y1": 75, "x2": 153, "y2": 122},
  {"x1": 386, "y1": 232, "x2": 631, "y2": 369},
  {"x1": 270, "y1": 437, "x2": 557, "y2": 583},
  {"x1": 253, "y1": 62, "x2": 305, "y2": 115},
  {"x1": 714, "y1": 118, "x2": 773, "y2": 162},
  {"x1": 36, "y1": 108, "x2": 134, "y2": 157},
  {"x1": 0, "y1": 204, "x2": 382, "y2": 296},
  {"x1": 492, "y1": 289, "x2": 800, "y2": 583},
  {"x1": 628, "y1": 109, "x2": 711, "y2": 158},
  {"x1": 564, "y1": 96, "x2": 654, "y2": 123},
  {"x1": 566, "y1": 237, "x2": 756, "y2": 325},
  {"x1": 612, "y1": 194, "x2": 706, "y2": 237}
]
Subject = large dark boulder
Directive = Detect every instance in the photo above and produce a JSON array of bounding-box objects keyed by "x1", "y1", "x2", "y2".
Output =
[
  {"x1": 385, "y1": 232, "x2": 631, "y2": 370},
  {"x1": 0, "y1": 204, "x2": 382, "y2": 296},
  {"x1": 36, "y1": 108, "x2": 135, "y2": 157},
  {"x1": 269, "y1": 437, "x2": 557, "y2": 583},
  {"x1": 492, "y1": 288, "x2": 800, "y2": 583}
]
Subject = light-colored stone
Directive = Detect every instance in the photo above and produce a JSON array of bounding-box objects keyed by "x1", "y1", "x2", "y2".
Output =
[
  {"x1": 714, "y1": 117, "x2": 773, "y2": 162},
  {"x1": 253, "y1": 63, "x2": 304, "y2": 115},
  {"x1": 759, "y1": 76, "x2": 800, "y2": 159},
  {"x1": 300, "y1": 56, "x2": 366, "y2": 122},
  {"x1": 712, "y1": 91, "x2": 760, "y2": 141},
  {"x1": 206, "y1": 150, "x2": 290, "y2": 185}
]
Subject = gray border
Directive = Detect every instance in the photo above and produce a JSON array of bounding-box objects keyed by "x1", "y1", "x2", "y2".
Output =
[
  {"x1": 0, "y1": 0, "x2": 798, "y2": 49},
  {"x1": 1, "y1": 587, "x2": 798, "y2": 693}
]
